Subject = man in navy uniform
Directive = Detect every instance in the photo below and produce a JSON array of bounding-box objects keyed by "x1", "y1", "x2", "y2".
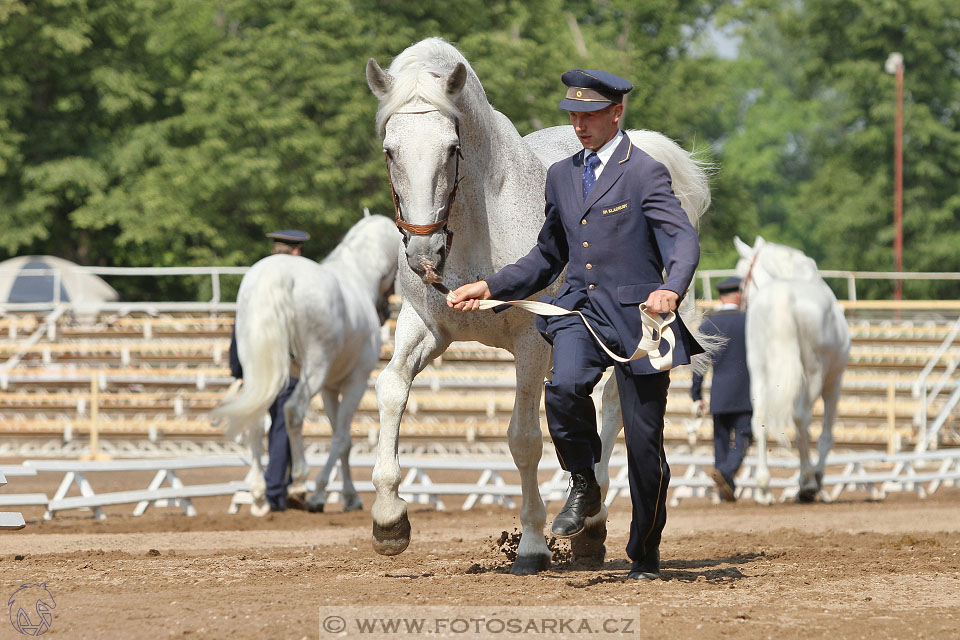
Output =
[
  {"x1": 691, "y1": 276, "x2": 752, "y2": 502},
  {"x1": 229, "y1": 229, "x2": 310, "y2": 512},
  {"x1": 449, "y1": 69, "x2": 702, "y2": 580}
]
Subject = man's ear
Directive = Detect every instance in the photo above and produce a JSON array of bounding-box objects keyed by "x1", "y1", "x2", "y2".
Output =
[{"x1": 612, "y1": 104, "x2": 623, "y2": 125}]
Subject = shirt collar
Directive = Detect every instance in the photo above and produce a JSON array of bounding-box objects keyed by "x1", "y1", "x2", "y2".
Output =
[
  {"x1": 585, "y1": 130, "x2": 624, "y2": 169},
  {"x1": 718, "y1": 302, "x2": 739, "y2": 310}
]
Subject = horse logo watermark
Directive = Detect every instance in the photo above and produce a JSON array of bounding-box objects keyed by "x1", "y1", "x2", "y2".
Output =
[{"x1": 8, "y1": 583, "x2": 56, "y2": 636}]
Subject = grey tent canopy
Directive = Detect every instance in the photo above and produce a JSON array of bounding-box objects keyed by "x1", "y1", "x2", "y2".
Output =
[{"x1": 0, "y1": 256, "x2": 118, "y2": 308}]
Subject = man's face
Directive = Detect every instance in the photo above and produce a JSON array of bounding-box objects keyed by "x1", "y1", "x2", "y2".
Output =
[
  {"x1": 719, "y1": 291, "x2": 742, "y2": 305},
  {"x1": 272, "y1": 242, "x2": 302, "y2": 256},
  {"x1": 568, "y1": 104, "x2": 623, "y2": 151}
]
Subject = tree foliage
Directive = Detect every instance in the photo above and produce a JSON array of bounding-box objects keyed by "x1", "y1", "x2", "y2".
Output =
[{"x1": 0, "y1": 0, "x2": 956, "y2": 300}]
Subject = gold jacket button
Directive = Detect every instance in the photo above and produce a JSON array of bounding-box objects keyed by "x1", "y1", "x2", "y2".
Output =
[
  {"x1": 585, "y1": 263, "x2": 593, "y2": 270},
  {"x1": 582, "y1": 241, "x2": 589, "y2": 248},
  {"x1": 588, "y1": 284, "x2": 596, "y2": 290},
  {"x1": 580, "y1": 219, "x2": 587, "y2": 225}
]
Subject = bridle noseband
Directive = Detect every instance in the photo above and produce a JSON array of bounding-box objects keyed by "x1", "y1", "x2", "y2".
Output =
[{"x1": 383, "y1": 109, "x2": 464, "y2": 254}]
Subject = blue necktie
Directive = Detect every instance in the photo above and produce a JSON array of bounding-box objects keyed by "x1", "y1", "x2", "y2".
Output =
[{"x1": 582, "y1": 153, "x2": 601, "y2": 200}]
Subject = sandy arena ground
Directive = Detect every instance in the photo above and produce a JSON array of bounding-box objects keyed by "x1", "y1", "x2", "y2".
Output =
[{"x1": 1, "y1": 470, "x2": 959, "y2": 639}]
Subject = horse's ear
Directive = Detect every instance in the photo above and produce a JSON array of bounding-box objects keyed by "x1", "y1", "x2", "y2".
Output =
[
  {"x1": 445, "y1": 63, "x2": 467, "y2": 99},
  {"x1": 754, "y1": 235, "x2": 766, "y2": 250},
  {"x1": 733, "y1": 235, "x2": 752, "y2": 258},
  {"x1": 363, "y1": 207, "x2": 371, "y2": 218},
  {"x1": 366, "y1": 58, "x2": 393, "y2": 99}
]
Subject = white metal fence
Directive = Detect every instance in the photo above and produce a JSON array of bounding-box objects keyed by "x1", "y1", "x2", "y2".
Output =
[{"x1": 2, "y1": 448, "x2": 959, "y2": 521}]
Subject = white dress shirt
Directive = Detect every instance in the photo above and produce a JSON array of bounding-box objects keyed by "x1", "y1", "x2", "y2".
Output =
[{"x1": 584, "y1": 130, "x2": 624, "y2": 180}]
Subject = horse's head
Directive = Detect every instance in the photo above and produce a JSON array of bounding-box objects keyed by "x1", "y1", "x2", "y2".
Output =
[
  {"x1": 735, "y1": 235, "x2": 820, "y2": 298},
  {"x1": 367, "y1": 49, "x2": 468, "y2": 287}
]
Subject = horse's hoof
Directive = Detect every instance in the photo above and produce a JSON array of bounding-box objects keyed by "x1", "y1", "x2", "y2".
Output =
[
  {"x1": 343, "y1": 496, "x2": 363, "y2": 513},
  {"x1": 372, "y1": 513, "x2": 410, "y2": 556},
  {"x1": 509, "y1": 553, "x2": 551, "y2": 576},
  {"x1": 250, "y1": 502, "x2": 270, "y2": 518},
  {"x1": 306, "y1": 502, "x2": 325, "y2": 513},
  {"x1": 797, "y1": 489, "x2": 817, "y2": 503},
  {"x1": 571, "y1": 520, "x2": 607, "y2": 565}
]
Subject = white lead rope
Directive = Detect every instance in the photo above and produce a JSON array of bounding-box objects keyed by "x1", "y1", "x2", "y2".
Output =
[{"x1": 447, "y1": 294, "x2": 677, "y2": 370}]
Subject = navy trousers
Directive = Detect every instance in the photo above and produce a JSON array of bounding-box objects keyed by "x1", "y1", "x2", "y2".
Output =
[
  {"x1": 544, "y1": 318, "x2": 671, "y2": 561},
  {"x1": 713, "y1": 411, "x2": 753, "y2": 485},
  {"x1": 265, "y1": 378, "x2": 297, "y2": 511}
]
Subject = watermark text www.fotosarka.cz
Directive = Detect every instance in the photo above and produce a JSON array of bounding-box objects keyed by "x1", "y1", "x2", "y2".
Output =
[{"x1": 318, "y1": 606, "x2": 640, "y2": 639}]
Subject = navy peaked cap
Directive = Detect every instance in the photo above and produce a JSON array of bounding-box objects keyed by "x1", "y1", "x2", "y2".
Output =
[
  {"x1": 266, "y1": 229, "x2": 310, "y2": 244},
  {"x1": 559, "y1": 69, "x2": 633, "y2": 112},
  {"x1": 716, "y1": 277, "x2": 742, "y2": 294}
]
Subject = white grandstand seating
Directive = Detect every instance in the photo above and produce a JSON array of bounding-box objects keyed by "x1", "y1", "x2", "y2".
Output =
[{"x1": 0, "y1": 301, "x2": 957, "y2": 450}]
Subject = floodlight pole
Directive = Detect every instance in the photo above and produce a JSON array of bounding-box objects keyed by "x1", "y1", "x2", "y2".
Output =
[{"x1": 885, "y1": 53, "x2": 904, "y2": 301}]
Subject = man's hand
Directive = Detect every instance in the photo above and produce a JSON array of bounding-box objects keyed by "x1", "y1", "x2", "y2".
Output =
[
  {"x1": 644, "y1": 288, "x2": 680, "y2": 314},
  {"x1": 447, "y1": 280, "x2": 492, "y2": 312}
]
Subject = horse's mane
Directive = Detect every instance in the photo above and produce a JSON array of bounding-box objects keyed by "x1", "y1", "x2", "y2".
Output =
[
  {"x1": 375, "y1": 37, "x2": 489, "y2": 135},
  {"x1": 322, "y1": 217, "x2": 381, "y2": 266},
  {"x1": 759, "y1": 241, "x2": 820, "y2": 281}
]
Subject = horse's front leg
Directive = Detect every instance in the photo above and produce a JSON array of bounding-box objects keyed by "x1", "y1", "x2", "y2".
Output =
[
  {"x1": 814, "y1": 369, "x2": 844, "y2": 501},
  {"x1": 506, "y1": 334, "x2": 553, "y2": 575},
  {"x1": 794, "y1": 398, "x2": 817, "y2": 503},
  {"x1": 285, "y1": 373, "x2": 324, "y2": 500},
  {"x1": 372, "y1": 305, "x2": 446, "y2": 556},
  {"x1": 305, "y1": 387, "x2": 340, "y2": 513},
  {"x1": 335, "y1": 370, "x2": 371, "y2": 512},
  {"x1": 571, "y1": 373, "x2": 621, "y2": 564},
  {"x1": 310, "y1": 371, "x2": 370, "y2": 513}
]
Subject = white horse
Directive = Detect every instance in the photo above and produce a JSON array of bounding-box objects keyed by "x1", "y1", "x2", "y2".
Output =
[
  {"x1": 213, "y1": 214, "x2": 399, "y2": 515},
  {"x1": 366, "y1": 37, "x2": 711, "y2": 574},
  {"x1": 734, "y1": 236, "x2": 851, "y2": 503}
]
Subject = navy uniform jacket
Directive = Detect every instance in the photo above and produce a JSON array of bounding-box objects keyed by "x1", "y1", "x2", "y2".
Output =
[
  {"x1": 485, "y1": 133, "x2": 703, "y2": 376},
  {"x1": 690, "y1": 308, "x2": 752, "y2": 414}
]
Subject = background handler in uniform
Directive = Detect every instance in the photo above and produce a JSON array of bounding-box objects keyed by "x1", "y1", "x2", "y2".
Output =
[
  {"x1": 228, "y1": 229, "x2": 309, "y2": 512},
  {"x1": 691, "y1": 276, "x2": 753, "y2": 502},
  {"x1": 449, "y1": 69, "x2": 702, "y2": 580}
]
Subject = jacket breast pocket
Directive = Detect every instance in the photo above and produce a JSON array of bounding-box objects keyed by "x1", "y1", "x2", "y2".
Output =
[
  {"x1": 617, "y1": 282, "x2": 662, "y2": 305},
  {"x1": 601, "y1": 199, "x2": 630, "y2": 217}
]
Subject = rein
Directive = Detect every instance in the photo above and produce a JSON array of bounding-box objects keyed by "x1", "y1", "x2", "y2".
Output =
[
  {"x1": 383, "y1": 109, "x2": 464, "y2": 254},
  {"x1": 739, "y1": 249, "x2": 761, "y2": 311},
  {"x1": 449, "y1": 293, "x2": 678, "y2": 371}
]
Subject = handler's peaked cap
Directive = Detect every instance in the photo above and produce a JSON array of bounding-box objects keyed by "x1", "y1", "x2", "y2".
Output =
[
  {"x1": 559, "y1": 69, "x2": 633, "y2": 112},
  {"x1": 716, "y1": 276, "x2": 742, "y2": 294},
  {"x1": 266, "y1": 229, "x2": 310, "y2": 245}
]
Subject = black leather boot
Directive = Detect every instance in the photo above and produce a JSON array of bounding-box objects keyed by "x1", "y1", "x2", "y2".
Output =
[
  {"x1": 550, "y1": 468, "x2": 601, "y2": 538},
  {"x1": 627, "y1": 546, "x2": 660, "y2": 581}
]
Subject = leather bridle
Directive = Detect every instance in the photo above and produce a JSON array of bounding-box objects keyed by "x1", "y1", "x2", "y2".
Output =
[
  {"x1": 383, "y1": 110, "x2": 463, "y2": 255},
  {"x1": 739, "y1": 248, "x2": 762, "y2": 311}
]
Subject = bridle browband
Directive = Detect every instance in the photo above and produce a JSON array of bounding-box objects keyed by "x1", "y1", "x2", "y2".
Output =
[{"x1": 383, "y1": 109, "x2": 464, "y2": 254}]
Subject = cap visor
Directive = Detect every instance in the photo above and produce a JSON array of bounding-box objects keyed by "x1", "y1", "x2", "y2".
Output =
[{"x1": 558, "y1": 98, "x2": 613, "y2": 112}]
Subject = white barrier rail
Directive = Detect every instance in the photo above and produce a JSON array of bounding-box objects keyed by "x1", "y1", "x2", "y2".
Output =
[
  {"x1": 2, "y1": 448, "x2": 959, "y2": 520},
  {"x1": 2, "y1": 265, "x2": 959, "y2": 314},
  {"x1": 0, "y1": 470, "x2": 27, "y2": 530}
]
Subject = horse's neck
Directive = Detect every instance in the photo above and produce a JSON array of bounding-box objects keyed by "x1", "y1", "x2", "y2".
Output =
[
  {"x1": 446, "y1": 102, "x2": 543, "y2": 272},
  {"x1": 326, "y1": 255, "x2": 383, "y2": 299}
]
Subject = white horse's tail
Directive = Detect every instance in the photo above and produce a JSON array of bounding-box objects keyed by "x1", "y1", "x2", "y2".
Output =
[
  {"x1": 756, "y1": 282, "x2": 803, "y2": 445},
  {"x1": 626, "y1": 129, "x2": 721, "y2": 369},
  {"x1": 625, "y1": 129, "x2": 713, "y2": 228},
  {"x1": 212, "y1": 267, "x2": 295, "y2": 439}
]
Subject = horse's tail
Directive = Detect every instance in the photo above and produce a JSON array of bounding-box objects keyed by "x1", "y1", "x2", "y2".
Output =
[
  {"x1": 626, "y1": 129, "x2": 720, "y2": 368},
  {"x1": 752, "y1": 282, "x2": 803, "y2": 445},
  {"x1": 212, "y1": 263, "x2": 295, "y2": 439},
  {"x1": 625, "y1": 129, "x2": 713, "y2": 229}
]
